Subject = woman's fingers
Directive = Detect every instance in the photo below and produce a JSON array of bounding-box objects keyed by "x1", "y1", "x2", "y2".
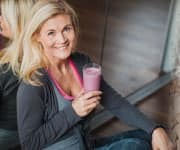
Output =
[
  {"x1": 80, "y1": 96, "x2": 100, "y2": 112},
  {"x1": 81, "y1": 91, "x2": 102, "y2": 100},
  {"x1": 152, "y1": 128, "x2": 174, "y2": 150},
  {"x1": 72, "y1": 91, "x2": 102, "y2": 117},
  {"x1": 82, "y1": 99, "x2": 100, "y2": 115},
  {"x1": 86, "y1": 100, "x2": 100, "y2": 110},
  {"x1": 85, "y1": 96, "x2": 101, "y2": 105}
]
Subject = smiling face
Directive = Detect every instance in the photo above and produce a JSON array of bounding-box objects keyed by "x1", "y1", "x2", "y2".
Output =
[{"x1": 37, "y1": 14, "x2": 76, "y2": 63}]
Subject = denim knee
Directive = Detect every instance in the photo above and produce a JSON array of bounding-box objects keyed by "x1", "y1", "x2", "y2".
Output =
[
  {"x1": 108, "y1": 138, "x2": 151, "y2": 150},
  {"x1": 95, "y1": 138, "x2": 151, "y2": 150}
]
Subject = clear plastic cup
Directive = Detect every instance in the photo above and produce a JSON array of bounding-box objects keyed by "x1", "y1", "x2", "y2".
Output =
[{"x1": 83, "y1": 63, "x2": 101, "y2": 92}]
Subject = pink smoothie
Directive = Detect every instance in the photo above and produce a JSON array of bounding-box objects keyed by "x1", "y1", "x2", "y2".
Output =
[{"x1": 83, "y1": 67, "x2": 101, "y2": 92}]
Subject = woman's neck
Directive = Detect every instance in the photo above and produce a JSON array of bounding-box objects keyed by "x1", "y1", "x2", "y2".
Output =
[{"x1": 48, "y1": 58, "x2": 70, "y2": 77}]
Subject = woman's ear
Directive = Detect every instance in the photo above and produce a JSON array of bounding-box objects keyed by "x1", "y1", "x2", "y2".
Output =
[{"x1": 0, "y1": 15, "x2": 11, "y2": 38}]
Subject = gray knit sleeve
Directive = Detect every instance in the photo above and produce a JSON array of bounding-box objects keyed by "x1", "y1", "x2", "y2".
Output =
[{"x1": 100, "y1": 77, "x2": 158, "y2": 135}]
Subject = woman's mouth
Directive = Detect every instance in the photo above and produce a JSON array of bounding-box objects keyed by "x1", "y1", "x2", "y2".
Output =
[{"x1": 56, "y1": 43, "x2": 69, "y2": 51}]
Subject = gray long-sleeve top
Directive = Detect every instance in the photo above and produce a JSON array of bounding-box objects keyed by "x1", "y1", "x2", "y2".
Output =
[
  {"x1": 17, "y1": 52, "x2": 157, "y2": 150},
  {"x1": 0, "y1": 64, "x2": 19, "y2": 130}
]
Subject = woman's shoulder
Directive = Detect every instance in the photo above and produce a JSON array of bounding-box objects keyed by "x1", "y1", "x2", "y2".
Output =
[
  {"x1": 18, "y1": 69, "x2": 49, "y2": 93},
  {"x1": 17, "y1": 69, "x2": 55, "y2": 107}
]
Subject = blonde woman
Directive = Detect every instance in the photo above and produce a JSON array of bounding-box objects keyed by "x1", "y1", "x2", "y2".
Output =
[
  {"x1": 0, "y1": 0, "x2": 36, "y2": 149},
  {"x1": 17, "y1": 0, "x2": 173, "y2": 150}
]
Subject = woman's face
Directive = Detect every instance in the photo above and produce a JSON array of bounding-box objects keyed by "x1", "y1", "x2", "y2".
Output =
[
  {"x1": 0, "y1": 15, "x2": 12, "y2": 39},
  {"x1": 37, "y1": 14, "x2": 75, "y2": 62}
]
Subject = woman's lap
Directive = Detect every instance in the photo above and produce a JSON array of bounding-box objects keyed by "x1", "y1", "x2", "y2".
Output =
[
  {"x1": 94, "y1": 138, "x2": 151, "y2": 150},
  {"x1": 94, "y1": 129, "x2": 151, "y2": 150}
]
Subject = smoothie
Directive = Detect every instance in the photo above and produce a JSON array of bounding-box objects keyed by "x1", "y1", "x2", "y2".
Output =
[{"x1": 83, "y1": 63, "x2": 101, "y2": 92}]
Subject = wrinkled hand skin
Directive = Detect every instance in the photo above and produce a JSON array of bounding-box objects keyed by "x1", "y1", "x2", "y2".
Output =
[
  {"x1": 152, "y1": 128, "x2": 175, "y2": 150},
  {"x1": 72, "y1": 90, "x2": 102, "y2": 117}
]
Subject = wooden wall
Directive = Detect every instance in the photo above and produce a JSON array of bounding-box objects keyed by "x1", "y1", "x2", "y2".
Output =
[
  {"x1": 66, "y1": 0, "x2": 108, "y2": 63},
  {"x1": 67, "y1": 0, "x2": 171, "y2": 96}
]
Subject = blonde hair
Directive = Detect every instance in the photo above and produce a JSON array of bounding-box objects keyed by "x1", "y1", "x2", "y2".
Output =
[
  {"x1": 0, "y1": 0, "x2": 36, "y2": 74},
  {"x1": 19, "y1": 0, "x2": 79, "y2": 85}
]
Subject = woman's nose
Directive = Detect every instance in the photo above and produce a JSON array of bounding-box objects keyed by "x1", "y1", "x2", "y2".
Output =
[{"x1": 56, "y1": 33, "x2": 67, "y2": 44}]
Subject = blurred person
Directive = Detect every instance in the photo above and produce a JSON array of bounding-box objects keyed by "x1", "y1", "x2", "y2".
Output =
[{"x1": 0, "y1": 0, "x2": 36, "y2": 149}]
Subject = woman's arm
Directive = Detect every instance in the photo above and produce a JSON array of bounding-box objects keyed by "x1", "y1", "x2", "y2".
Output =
[
  {"x1": 100, "y1": 77, "x2": 157, "y2": 134},
  {"x1": 100, "y1": 78, "x2": 174, "y2": 150}
]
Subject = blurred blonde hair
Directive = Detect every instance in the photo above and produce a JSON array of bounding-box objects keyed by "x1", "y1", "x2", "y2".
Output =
[
  {"x1": 0, "y1": 0, "x2": 36, "y2": 74},
  {"x1": 19, "y1": 0, "x2": 79, "y2": 85}
]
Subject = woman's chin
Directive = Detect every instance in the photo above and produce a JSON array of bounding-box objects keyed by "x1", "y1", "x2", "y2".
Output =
[{"x1": 56, "y1": 51, "x2": 71, "y2": 60}]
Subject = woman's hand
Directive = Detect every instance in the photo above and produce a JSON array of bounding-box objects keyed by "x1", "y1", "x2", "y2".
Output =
[
  {"x1": 72, "y1": 90, "x2": 102, "y2": 117},
  {"x1": 152, "y1": 127, "x2": 174, "y2": 150}
]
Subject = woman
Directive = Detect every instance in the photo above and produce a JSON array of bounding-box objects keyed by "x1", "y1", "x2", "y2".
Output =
[
  {"x1": 17, "y1": 0, "x2": 173, "y2": 149},
  {"x1": 0, "y1": 0, "x2": 36, "y2": 149}
]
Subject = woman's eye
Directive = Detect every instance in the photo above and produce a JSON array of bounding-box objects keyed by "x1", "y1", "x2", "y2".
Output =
[
  {"x1": 47, "y1": 31, "x2": 55, "y2": 36},
  {"x1": 64, "y1": 26, "x2": 71, "y2": 32}
]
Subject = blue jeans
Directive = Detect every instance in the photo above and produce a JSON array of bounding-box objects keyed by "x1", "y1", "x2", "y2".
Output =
[
  {"x1": 0, "y1": 128, "x2": 19, "y2": 150},
  {"x1": 93, "y1": 129, "x2": 151, "y2": 150}
]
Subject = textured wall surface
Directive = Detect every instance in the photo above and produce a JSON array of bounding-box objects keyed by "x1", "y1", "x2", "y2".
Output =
[
  {"x1": 168, "y1": 0, "x2": 180, "y2": 149},
  {"x1": 168, "y1": 81, "x2": 180, "y2": 149}
]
